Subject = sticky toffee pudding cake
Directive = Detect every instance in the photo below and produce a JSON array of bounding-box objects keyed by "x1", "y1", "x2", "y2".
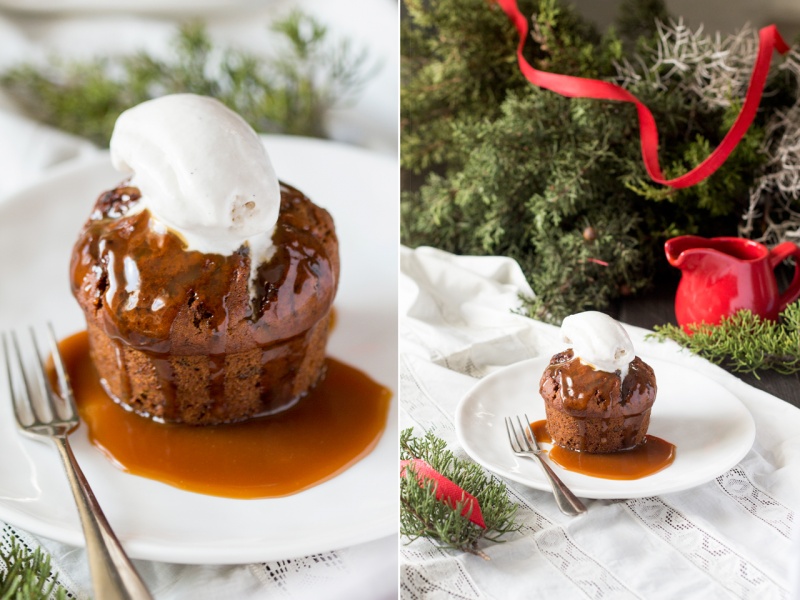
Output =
[
  {"x1": 539, "y1": 312, "x2": 657, "y2": 453},
  {"x1": 69, "y1": 94, "x2": 339, "y2": 425},
  {"x1": 539, "y1": 349, "x2": 657, "y2": 453}
]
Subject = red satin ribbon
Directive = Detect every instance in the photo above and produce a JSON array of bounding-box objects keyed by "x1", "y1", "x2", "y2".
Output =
[
  {"x1": 496, "y1": 0, "x2": 790, "y2": 189},
  {"x1": 401, "y1": 458, "x2": 487, "y2": 528}
]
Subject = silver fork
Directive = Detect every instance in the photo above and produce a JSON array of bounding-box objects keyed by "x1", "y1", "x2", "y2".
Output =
[
  {"x1": 505, "y1": 414, "x2": 587, "y2": 516},
  {"x1": 2, "y1": 326, "x2": 153, "y2": 600}
]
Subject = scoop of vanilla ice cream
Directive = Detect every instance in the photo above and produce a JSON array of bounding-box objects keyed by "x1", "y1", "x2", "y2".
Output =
[
  {"x1": 561, "y1": 311, "x2": 634, "y2": 378},
  {"x1": 109, "y1": 94, "x2": 281, "y2": 256}
]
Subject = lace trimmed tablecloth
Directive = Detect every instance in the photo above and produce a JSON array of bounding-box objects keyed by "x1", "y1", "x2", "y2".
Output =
[{"x1": 399, "y1": 245, "x2": 800, "y2": 600}]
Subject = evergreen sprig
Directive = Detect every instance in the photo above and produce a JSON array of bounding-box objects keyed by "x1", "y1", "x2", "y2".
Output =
[
  {"x1": 401, "y1": 0, "x2": 784, "y2": 323},
  {"x1": 400, "y1": 429, "x2": 521, "y2": 558},
  {"x1": 1, "y1": 12, "x2": 371, "y2": 146},
  {"x1": 648, "y1": 302, "x2": 800, "y2": 377},
  {"x1": 0, "y1": 535, "x2": 68, "y2": 600}
]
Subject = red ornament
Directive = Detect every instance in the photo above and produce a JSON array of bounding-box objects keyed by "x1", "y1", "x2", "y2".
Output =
[{"x1": 401, "y1": 459, "x2": 487, "y2": 528}]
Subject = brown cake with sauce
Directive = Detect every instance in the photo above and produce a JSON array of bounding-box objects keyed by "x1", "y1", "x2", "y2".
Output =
[
  {"x1": 539, "y1": 348, "x2": 657, "y2": 453},
  {"x1": 70, "y1": 182, "x2": 338, "y2": 425}
]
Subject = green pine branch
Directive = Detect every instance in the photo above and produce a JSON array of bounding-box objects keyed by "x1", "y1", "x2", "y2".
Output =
[
  {"x1": 0, "y1": 535, "x2": 69, "y2": 600},
  {"x1": 1, "y1": 11, "x2": 372, "y2": 146},
  {"x1": 648, "y1": 302, "x2": 800, "y2": 377},
  {"x1": 400, "y1": 429, "x2": 521, "y2": 558}
]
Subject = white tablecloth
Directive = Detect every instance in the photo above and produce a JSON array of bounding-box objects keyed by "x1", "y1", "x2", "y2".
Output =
[
  {"x1": 399, "y1": 245, "x2": 800, "y2": 600},
  {"x1": 0, "y1": 3, "x2": 398, "y2": 599}
]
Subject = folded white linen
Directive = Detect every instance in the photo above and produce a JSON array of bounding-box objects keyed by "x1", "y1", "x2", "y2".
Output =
[{"x1": 400, "y1": 245, "x2": 550, "y2": 377}]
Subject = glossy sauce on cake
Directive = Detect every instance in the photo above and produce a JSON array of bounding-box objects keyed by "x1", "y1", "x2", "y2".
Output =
[
  {"x1": 70, "y1": 182, "x2": 338, "y2": 424},
  {"x1": 58, "y1": 331, "x2": 391, "y2": 498},
  {"x1": 540, "y1": 349, "x2": 657, "y2": 452},
  {"x1": 71, "y1": 183, "x2": 335, "y2": 350}
]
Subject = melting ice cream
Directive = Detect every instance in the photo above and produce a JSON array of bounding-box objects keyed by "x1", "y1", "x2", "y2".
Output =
[
  {"x1": 561, "y1": 311, "x2": 634, "y2": 378},
  {"x1": 109, "y1": 93, "x2": 280, "y2": 258}
]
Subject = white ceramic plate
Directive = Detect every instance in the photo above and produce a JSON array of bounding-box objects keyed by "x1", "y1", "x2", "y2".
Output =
[
  {"x1": 0, "y1": 135, "x2": 398, "y2": 563},
  {"x1": 455, "y1": 357, "x2": 756, "y2": 499}
]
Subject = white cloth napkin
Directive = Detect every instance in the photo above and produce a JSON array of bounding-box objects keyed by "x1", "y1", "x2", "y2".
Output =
[
  {"x1": 0, "y1": 3, "x2": 398, "y2": 599},
  {"x1": 400, "y1": 245, "x2": 800, "y2": 600}
]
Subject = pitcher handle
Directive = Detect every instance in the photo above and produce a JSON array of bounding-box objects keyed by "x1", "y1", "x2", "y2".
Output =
[{"x1": 769, "y1": 241, "x2": 800, "y2": 311}]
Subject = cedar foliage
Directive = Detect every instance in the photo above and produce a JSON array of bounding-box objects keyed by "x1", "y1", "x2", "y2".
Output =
[
  {"x1": 401, "y1": 0, "x2": 775, "y2": 322},
  {"x1": 1, "y1": 13, "x2": 370, "y2": 147},
  {"x1": 0, "y1": 534, "x2": 68, "y2": 600},
  {"x1": 650, "y1": 302, "x2": 800, "y2": 377},
  {"x1": 400, "y1": 429, "x2": 521, "y2": 557}
]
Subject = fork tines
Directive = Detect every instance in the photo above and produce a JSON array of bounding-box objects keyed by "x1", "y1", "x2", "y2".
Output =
[
  {"x1": 2, "y1": 325, "x2": 77, "y2": 430},
  {"x1": 505, "y1": 414, "x2": 538, "y2": 454}
]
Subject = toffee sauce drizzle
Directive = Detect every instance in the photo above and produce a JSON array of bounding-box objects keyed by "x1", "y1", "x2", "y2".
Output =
[
  {"x1": 70, "y1": 185, "x2": 335, "y2": 353},
  {"x1": 69, "y1": 183, "x2": 338, "y2": 422},
  {"x1": 529, "y1": 419, "x2": 675, "y2": 480},
  {"x1": 540, "y1": 350, "x2": 659, "y2": 453},
  {"x1": 548, "y1": 350, "x2": 656, "y2": 417},
  {"x1": 58, "y1": 331, "x2": 392, "y2": 498}
]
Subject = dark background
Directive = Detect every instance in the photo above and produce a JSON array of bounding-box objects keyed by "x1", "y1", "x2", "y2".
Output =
[{"x1": 570, "y1": 0, "x2": 800, "y2": 39}]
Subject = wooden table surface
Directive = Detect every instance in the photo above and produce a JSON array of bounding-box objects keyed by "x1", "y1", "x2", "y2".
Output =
[{"x1": 617, "y1": 275, "x2": 800, "y2": 409}]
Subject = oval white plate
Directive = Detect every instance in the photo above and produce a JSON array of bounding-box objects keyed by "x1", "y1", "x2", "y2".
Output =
[
  {"x1": 455, "y1": 356, "x2": 756, "y2": 499},
  {"x1": 0, "y1": 136, "x2": 398, "y2": 563}
]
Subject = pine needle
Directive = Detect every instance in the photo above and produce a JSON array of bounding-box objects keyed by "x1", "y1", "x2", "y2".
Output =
[
  {"x1": 1, "y1": 11, "x2": 372, "y2": 147},
  {"x1": 400, "y1": 429, "x2": 521, "y2": 557},
  {"x1": 0, "y1": 534, "x2": 69, "y2": 600},
  {"x1": 648, "y1": 302, "x2": 800, "y2": 378}
]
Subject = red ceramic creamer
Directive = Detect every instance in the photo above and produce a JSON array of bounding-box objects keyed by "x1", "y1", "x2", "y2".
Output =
[{"x1": 665, "y1": 235, "x2": 800, "y2": 328}]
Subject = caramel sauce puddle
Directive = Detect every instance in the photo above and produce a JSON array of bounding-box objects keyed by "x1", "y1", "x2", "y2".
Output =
[
  {"x1": 529, "y1": 420, "x2": 675, "y2": 480},
  {"x1": 57, "y1": 331, "x2": 392, "y2": 498}
]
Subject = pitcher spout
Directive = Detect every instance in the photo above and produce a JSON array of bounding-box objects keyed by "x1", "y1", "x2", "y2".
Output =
[{"x1": 664, "y1": 235, "x2": 709, "y2": 270}]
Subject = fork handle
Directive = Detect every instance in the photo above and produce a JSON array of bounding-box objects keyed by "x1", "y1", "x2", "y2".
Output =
[
  {"x1": 532, "y1": 453, "x2": 587, "y2": 516},
  {"x1": 54, "y1": 437, "x2": 153, "y2": 600}
]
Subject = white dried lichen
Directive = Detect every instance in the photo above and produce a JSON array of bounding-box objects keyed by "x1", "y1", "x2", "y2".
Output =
[{"x1": 614, "y1": 20, "x2": 800, "y2": 245}]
